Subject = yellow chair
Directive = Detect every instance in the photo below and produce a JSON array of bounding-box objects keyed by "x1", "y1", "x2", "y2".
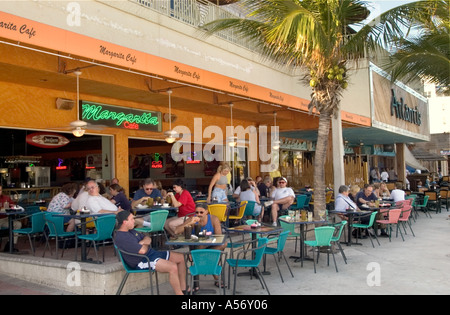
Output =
[
  {"x1": 228, "y1": 201, "x2": 248, "y2": 222},
  {"x1": 208, "y1": 204, "x2": 228, "y2": 223}
]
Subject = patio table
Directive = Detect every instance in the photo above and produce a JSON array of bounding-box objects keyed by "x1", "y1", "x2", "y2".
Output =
[
  {"x1": 329, "y1": 210, "x2": 372, "y2": 246},
  {"x1": 278, "y1": 217, "x2": 327, "y2": 266},
  {"x1": 225, "y1": 224, "x2": 282, "y2": 277},
  {"x1": 0, "y1": 208, "x2": 26, "y2": 254}
]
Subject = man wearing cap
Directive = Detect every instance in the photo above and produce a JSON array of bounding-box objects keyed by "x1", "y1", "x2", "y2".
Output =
[
  {"x1": 114, "y1": 211, "x2": 187, "y2": 295},
  {"x1": 265, "y1": 177, "x2": 295, "y2": 226}
]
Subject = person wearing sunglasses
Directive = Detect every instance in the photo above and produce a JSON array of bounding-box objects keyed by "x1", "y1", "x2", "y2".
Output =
[
  {"x1": 174, "y1": 202, "x2": 226, "y2": 291},
  {"x1": 265, "y1": 177, "x2": 295, "y2": 226},
  {"x1": 131, "y1": 178, "x2": 162, "y2": 209}
]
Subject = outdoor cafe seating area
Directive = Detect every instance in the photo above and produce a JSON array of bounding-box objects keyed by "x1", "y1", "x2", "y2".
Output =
[{"x1": 0, "y1": 180, "x2": 449, "y2": 295}]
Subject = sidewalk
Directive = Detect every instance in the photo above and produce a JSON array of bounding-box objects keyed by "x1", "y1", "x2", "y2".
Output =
[{"x1": 1, "y1": 210, "x2": 449, "y2": 295}]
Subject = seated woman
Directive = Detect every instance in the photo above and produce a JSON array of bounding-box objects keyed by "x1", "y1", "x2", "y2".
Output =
[
  {"x1": 47, "y1": 182, "x2": 78, "y2": 232},
  {"x1": 164, "y1": 179, "x2": 196, "y2": 238},
  {"x1": 379, "y1": 182, "x2": 391, "y2": 199},
  {"x1": 109, "y1": 184, "x2": 131, "y2": 211},
  {"x1": 174, "y1": 202, "x2": 226, "y2": 290},
  {"x1": 238, "y1": 179, "x2": 263, "y2": 222}
]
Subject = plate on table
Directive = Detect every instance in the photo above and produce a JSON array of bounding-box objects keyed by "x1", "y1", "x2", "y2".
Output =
[
  {"x1": 136, "y1": 204, "x2": 149, "y2": 209},
  {"x1": 360, "y1": 204, "x2": 369, "y2": 209}
]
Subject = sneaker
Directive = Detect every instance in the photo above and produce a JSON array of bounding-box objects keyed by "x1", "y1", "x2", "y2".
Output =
[
  {"x1": 272, "y1": 221, "x2": 277, "y2": 226},
  {"x1": 264, "y1": 200, "x2": 273, "y2": 207}
]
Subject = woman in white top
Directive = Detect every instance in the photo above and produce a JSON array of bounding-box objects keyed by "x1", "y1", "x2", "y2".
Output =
[{"x1": 238, "y1": 179, "x2": 263, "y2": 221}]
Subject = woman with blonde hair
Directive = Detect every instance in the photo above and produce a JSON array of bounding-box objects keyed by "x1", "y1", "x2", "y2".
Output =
[{"x1": 207, "y1": 162, "x2": 231, "y2": 203}]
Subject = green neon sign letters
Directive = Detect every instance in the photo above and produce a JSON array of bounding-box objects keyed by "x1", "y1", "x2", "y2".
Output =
[{"x1": 80, "y1": 101, "x2": 161, "y2": 132}]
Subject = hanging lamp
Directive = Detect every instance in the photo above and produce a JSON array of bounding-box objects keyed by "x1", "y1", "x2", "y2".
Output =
[{"x1": 164, "y1": 89, "x2": 177, "y2": 143}]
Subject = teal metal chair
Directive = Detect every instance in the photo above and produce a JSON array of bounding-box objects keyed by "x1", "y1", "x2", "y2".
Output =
[
  {"x1": 13, "y1": 211, "x2": 46, "y2": 256},
  {"x1": 43, "y1": 212, "x2": 79, "y2": 259},
  {"x1": 304, "y1": 226, "x2": 338, "y2": 273},
  {"x1": 279, "y1": 215, "x2": 300, "y2": 252},
  {"x1": 289, "y1": 194, "x2": 307, "y2": 211},
  {"x1": 227, "y1": 237, "x2": 270, "y2": 295},
  {"x1": 415, "y1": 195, "x2": 431, "y2": 218},
  {"x1": 405, "y1": 194, "x2": 418, "y2": 221},
  {"x1": 75, "y1": 215, "x2": 116, "y2": 262},
  {"x1": 263, "y1": 230, "x2": 294, "y2": 283},
  {"x1": 189, "y1": 249, "x2": 226, "y2": 295},
  {"x1": 352, "y1": 212, "x2": 380, "y2": 248},
  {"x1": 114, "y1": 245, "x2": 159, "y2": 295},
  {"x1": 243, "y1": 200, "x2": 257, "y2": 218},
  {"x1": 135, "y1": 210, "x2": 169, "y2": 249},
  {"x1": 328, "y1": 220, "x2": 348, "y2": 263}
]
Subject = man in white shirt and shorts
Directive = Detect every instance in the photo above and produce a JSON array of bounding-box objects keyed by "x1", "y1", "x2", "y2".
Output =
[{"x1": 265, "y1": 177, "x2": 295, "y2": 226}]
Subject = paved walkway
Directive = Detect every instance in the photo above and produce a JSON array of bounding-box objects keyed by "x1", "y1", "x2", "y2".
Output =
[{"x1": 1, "y1": 210, "x2": 449, "y2": 295}]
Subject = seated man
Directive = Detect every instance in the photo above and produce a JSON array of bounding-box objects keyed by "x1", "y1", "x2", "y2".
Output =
[
  {"x1": 355, "y1": 184, "x2": 377, "y2": 209},
  {"x1": 0, "y1": 185, "x2": 21, "y2": 251},
  {"x1": 174, "y1": 202, "x2": 225, "y2": 291},
  {"x1": 85, "y1": 180, "x2": 120, "y2": 214},
  {"x1": 114, "y1": 211, "x2": 187, "y2": 295},
  {"x1": 265, "y1": 177, "x2": 295, "y2": 226},
  {"x1": 335, "y1": 185, "x2": 370, "y2": 226},
  {"x1": 390, "y1": 182, "x2": 405, "y2": 202},
  {"x1": 131, "y1": 178, "x2": 162, "y2": 209}
]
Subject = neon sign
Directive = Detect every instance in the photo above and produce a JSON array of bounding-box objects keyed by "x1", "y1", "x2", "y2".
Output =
[
  {"x1": 151, "y1": 153, "x2": 163, "y2": 169},
  {"x1": 56, "y1": 158, "x2": 67, "y2": 170},
  {"x1": 80, "y1": 101, "x2": 161, "y2": 132}
]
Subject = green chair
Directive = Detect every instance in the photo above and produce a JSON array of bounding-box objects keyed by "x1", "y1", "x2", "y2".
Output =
[
  {"x1": 263, "y1": 230, "x2": 294, "y2": 283},
  {"x1": 114, "y1": 245, "x2": 159, "y2": 295},
  {"x1": 329, "y1": 220, "x2": 348, "y2": 263},
  {"x1": 189, "y1": 249, "x2": 226, "y2": 295},
  {"x1": 135, "y1": 210, "x2": 169, "y2": 249},
  {"x1": 289, "y1": 194, "x2": 307, "y2": 211},
  {"x1": 415, "y1": 195, "x2": 431, "y2": 218},
  {"x1": 226, "y1": 237, "x2": 270, "y2": 295},
  {"x1": 75, "y1": 215, "x2": 116, "y2": 262},
  {"x1": 304, "y1": 226, "x2": 338, "y2": 273},
  {"x1": 243, "y1": 200, "x2": 257, "y2": 218},
  {"x1": 352, "y1": 212, "x2": 380, "y2": 248},
  {"x1": 13, "y1": 211, "x2": 46, "y2": 256},
  {"x1": 405, "y1": 195, "x2": 417, "y2": 221},
  {"x1": 43, "y1": 212, "x2": 79, "y2": 259},
  {"x1": 279, "y1": 215, "x2": 300, "y2": 252}
]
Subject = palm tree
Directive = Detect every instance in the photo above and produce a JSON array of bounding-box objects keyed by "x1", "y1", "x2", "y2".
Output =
[
  {"x1": 203, "y1": 0, "x2": 447, "y2": 214},
  {"x1": 383, "y1": 12, "x2": 449, "y2": 92}
]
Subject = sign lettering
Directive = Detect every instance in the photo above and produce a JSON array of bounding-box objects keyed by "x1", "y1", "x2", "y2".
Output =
[
  {"x1": 390, "y1": 89, "x2": 422, "y2": 126},
  {"x1": 80, "y1": 101, "x2": 161, "y2": 132}
]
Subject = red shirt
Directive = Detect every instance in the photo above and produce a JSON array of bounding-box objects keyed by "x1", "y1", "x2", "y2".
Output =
[
  {"x1": 175, "y1": 190, "x2": 195, "y2": 217},
  {"x1": 0, "y1": 194, "x2": 13, "y2": 207}
]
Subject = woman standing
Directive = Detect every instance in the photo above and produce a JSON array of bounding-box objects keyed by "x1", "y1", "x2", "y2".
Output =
[
  {"x1": 206, "y1": 163, "x2": 231, "y2": 203},
  {"x1": 164, "y1": 179, "x2": 196, "y2": 238}
]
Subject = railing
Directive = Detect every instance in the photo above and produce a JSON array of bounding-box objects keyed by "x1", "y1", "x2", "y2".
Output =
[{"x1": 133, "y1": 0, "x2": 251, "y2": 49}]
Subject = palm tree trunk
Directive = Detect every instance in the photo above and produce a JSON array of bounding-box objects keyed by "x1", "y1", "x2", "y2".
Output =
[{"x1": 313, "y1": 111, "x2": 332, "y2": 219}]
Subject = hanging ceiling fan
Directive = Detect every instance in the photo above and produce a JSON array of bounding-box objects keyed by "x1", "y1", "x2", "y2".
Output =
[{"x1": 50, "y1": 70, "x2": 105, "y2": 137}]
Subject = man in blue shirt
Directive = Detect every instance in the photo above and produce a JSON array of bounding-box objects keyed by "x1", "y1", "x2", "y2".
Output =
[
  {"x1": 355, "y1": 184, "x2": 377, "y2": 209},
  {"x1": 131, "y1": 178, "x2": 162, "y2": 209}
]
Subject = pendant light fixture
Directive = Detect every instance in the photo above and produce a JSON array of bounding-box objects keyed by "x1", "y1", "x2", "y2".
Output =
[
  {"x1": 164, "y1": 89, "x2": 177, "y2": 144},
  {"x1": 227, "y1": 102, "x2": 237, "y2": 147},
  {"x1": 272, "y1": 111, "x2": 280, "y2": 150},
  {"x1": 72, "y1": 70, "x2": 86, "y2": 137}
]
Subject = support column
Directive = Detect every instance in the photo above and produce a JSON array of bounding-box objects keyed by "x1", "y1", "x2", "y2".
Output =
[
  {"x1": 114, "y1": 133, "x2": 129, "y2": 196},
  {"x1": 396, "y1": 143, "x2": 406, "y2": 188},
  {"x1": 332, "y1": 111, "x2": 345, "y2": 196}
]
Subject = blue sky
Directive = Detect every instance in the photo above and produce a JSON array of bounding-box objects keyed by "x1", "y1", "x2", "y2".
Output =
[{"x1": 366, "y1": 0, "x2": 416, "y2": 21}]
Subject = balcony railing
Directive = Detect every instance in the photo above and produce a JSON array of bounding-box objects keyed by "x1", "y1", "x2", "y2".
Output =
[{"x1": 133, "y1": 0, "x2": 251, "y2": 49}]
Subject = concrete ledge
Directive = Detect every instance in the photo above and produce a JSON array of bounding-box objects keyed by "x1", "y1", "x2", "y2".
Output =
[{"x1": 0, "y1": 253, "x2": 168, "y2": 295}]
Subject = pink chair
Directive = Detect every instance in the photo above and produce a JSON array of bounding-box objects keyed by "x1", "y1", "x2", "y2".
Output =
[
  {"x1": 376, "y1": 209, "x2": 403, "y2": 242},
  {"x1": 398, "y1": 202, "x2": 415, "y2": 238}
]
